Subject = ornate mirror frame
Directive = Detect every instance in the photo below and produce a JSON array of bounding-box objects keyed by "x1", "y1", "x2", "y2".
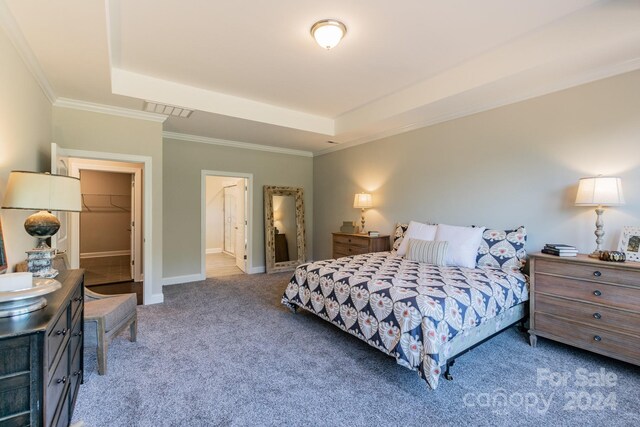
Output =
[{"x1": 264, "y1": 186, "x2": 306, "y2": 273}]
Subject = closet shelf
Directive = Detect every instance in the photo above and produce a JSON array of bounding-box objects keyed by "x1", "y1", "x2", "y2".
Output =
[{"x1": 81, "y1": 194, "x2": 131, "y2": 213}]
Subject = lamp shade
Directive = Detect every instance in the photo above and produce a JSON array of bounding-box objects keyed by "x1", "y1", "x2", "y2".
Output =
[
  {"x1": 2, "y1": 171, "x2": 81, "y2": 212},
  {"x1": 353, "y1": 193, "x2": 373, "y2": 209},
  {"x1": 575, "y1": 176, "x2": 625, "y2": 206}
]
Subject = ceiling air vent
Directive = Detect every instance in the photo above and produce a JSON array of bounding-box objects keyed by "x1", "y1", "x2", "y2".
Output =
[{"x1": 143, "y1": 101, "x2": 193, "y2": 118}]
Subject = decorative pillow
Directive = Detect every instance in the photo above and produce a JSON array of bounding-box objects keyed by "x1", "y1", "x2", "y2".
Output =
[
  {"x1": 434, "y1": 224, "x2": 486, "y2": 269},
  {"x1": 476, "y1": 226, "x2": 527, "y2": 270},
  {"x1": 397, "y1": 221, "x2": 438, "y2": 257},
  {"x1": 406, "y1": 239, "x2": 449, "y2": 266},
  {"x1": 392, "y1": 223, "x2": 409, "y2": 252}
]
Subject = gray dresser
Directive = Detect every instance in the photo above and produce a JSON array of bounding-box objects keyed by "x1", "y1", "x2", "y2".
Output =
[{"x1": 0, "y1": 269, "x2": 84, "y2": 426}]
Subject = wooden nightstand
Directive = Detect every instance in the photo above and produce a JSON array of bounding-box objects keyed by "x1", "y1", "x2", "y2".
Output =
[
  {"x1": 332, "y1": 233, "x2": 390, "y2": 258},
  {"x1": 529, "y1": 252, "x2": 640, "y2": 366}
]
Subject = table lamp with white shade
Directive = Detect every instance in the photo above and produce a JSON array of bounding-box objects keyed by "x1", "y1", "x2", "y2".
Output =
[
  {"x1": 575, "y1": 176, "x2": 625, "y2": 258},
  {"x1": 2, "y1": 171, "x2": 81, "y2": 277},
  {"x1": 353, "y1": 192, "x2": 373, "y2": 234}
]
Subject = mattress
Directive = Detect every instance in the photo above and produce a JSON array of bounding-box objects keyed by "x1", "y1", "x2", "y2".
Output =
[{"x1": 282, "y1": 251, "x2": 529, "y2": 389}]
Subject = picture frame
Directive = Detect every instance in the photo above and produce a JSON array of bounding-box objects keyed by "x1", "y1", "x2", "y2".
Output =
[{"x1": 618, "y1": 226, "x2": 640, "y2": 262}]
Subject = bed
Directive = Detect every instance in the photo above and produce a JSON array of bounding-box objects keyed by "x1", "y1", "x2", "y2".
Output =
[{"x1": 281, "y1": 226, "x2": 529, "y2": 389}]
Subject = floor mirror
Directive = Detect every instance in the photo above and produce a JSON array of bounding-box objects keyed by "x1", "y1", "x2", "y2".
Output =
[{"x1": 264, "y1": 186, "x2": 306, "y2": 273}]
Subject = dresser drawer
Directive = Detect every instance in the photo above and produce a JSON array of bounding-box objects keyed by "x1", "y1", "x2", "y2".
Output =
[
  {"x1": 70, "y1": 310, "x2": 83, "y2": 359},
  {"x1": 46, "y1": 351, "x2": 69, "y2": 426},
  {"x1": 334, "y1": 242, "x2": 368, "y2": 256},
  {"x1": 535, "y1": 274, "x2": 640, "y2": 312},
  {"x1": 70, "y1": 284, "x2": 83, "y2": 318},
  {"x1": 534, "y1": 293, "x2": 640, "y2": 336},
  {"x1": 333, "y1": 234, "x2": 369, "y2": 248},
  {"x1": 535, "y1": 313, "x2": 640, "y2": 365},
  {"x1": 47, "y1": 308, "x2": 70, "y2": 370},
  {"x1": 70, "y1": 344, "x2": 82, "y2": 404},
  {"x1": 535, "y1": 259, "x2": 640, "y2": 288}
]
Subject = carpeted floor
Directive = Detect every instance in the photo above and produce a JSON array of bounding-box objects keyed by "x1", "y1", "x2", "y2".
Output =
[{"x1": 72, "y1": 273, "x2": 639, "y2": 426}]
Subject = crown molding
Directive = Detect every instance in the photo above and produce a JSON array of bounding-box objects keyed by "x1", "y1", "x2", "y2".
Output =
[
  {"x1": 54, "y1": 97, "x2": 168, "y2": 123},
  {"x1": 317, "y1": 56, "x2": 640, "y2": 157},
  {"x1": 0, "y1": 0, "x2": 56, "y2": 103},
  {"x1": 162, "y1": 131, "x2": 313, "y2": 158}
]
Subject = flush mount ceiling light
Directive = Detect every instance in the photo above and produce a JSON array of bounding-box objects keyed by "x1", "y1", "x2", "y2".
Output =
[
  {"x1": 143, "y1": 100, "x2": 193, "y2": 118},
  {"x1": 310, "y1": 19, "x2": 347, "y2": 50}
]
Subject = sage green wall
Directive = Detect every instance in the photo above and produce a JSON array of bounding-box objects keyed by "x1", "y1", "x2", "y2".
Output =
[
  {"x1": 314, "y1": 70, "x2": 640, "y2": 260},
  {"x1": 163, "y1": 138, "x2": 313, "y2": 277},
  {"x1": 0, "y1": 26, "x2": 52, "y2": 271},
  {"x1": 51, "y1": 108, "x2": 163, "y2": 298}
]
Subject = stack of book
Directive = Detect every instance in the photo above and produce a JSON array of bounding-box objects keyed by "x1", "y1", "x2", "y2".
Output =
[{"x1": 542, "y1": 244, "x2": 578, "y2": 257}]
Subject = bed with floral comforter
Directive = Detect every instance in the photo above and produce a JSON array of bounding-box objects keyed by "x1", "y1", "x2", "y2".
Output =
[{"x1": 282, "y1": 251, "x2": 529, "y2": 389}]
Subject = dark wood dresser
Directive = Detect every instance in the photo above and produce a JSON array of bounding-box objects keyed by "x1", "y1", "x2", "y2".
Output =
[
  {"x1": 529, "y1": 253, "x2": 640, "y2": 366},
  {"x1": 0, "y1": 270, "x2": 84, "y2": 427},
  {"x1": 332, "y1": 233, "x2": 390, "y2": 258}
]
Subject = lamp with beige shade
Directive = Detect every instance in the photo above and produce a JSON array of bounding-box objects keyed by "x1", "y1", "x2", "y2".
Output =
[
  {"x1": 2, "y1": 171, "x2": 81, "y2": 277},
  {"x1": 353, "y1": 192, "x2": 373, "y2": 234},
  {"x1": 575, "y1": 176, "x2": 625, "y2": 258}
]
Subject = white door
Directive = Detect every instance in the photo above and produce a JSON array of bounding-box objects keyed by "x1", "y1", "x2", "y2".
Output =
[
  {"x1": 128, "y1": 169, "x2": 143, "y2": 282},
  {"x1": 235, "y1": 179, "x2": 247, "y2": 272},
  {"x1": 223, "y1": 186, "x2": 236, "y2": 254},
  {"x1": 51, "y1": 143, "x2": 72, "y2": 256}
]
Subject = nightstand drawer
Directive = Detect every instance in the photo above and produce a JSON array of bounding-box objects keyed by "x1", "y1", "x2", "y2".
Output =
[
  {"x1": 535, "y1": 313, "x2": 640, "y2": 365},
  {"x1": 334, "y1": 243, "x2": 368, "y2": 256},
  {"x1": 535, "y1": 293, "x2": 640, "y2": 335},
  {"x1": 333, "y1": 234, "x2": 369, "y2": 248},
  {"x1": 535, "y1": 259, "x2": 640, "y2": 288},
  {"x1": 535, "y1": 274, "x2": 640, "y2": 312}
]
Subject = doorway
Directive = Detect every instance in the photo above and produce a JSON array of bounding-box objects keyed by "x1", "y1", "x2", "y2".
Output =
[
  {"x1": 203, "y1": 173, "x2": 250, "y2": 277},
  {"x1": 70, "y1": 159, "x2": 143, "y2": 304}
]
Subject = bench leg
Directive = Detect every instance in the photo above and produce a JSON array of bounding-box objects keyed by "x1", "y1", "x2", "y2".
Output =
[
  {"x1": 96, "y1": 319, "x2": 108, "y2": 375},
  {"x1": 97, "y1": 337, "x2": 108, "y2": 375},
  {"x1": 129, "y1": 316, "x2": 137, "y2": 342}
]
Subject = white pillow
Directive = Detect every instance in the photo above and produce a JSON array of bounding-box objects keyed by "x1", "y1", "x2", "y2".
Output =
[
  {"x1": 435, "y1": 224, "x2": 486, "y2": 268},
  {"x1": 397, "y1": 221, "x2": 437, "y2": 257}
]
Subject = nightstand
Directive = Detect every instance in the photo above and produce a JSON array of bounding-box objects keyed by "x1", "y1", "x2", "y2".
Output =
[
  {"x1": 332, "y1": 233, "x2": 390, "y2": 258},
  {"x1": 529, "y1": 252, "x2": 640, "y2": 366}
]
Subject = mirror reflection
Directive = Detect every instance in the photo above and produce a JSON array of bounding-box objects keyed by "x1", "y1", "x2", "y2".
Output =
[
  {"x1": 264, "y1": 186, "x2": 306, "y2": 273},
  {"x1": 273, "y1": 195, "x2": 298, "y2": 262}
]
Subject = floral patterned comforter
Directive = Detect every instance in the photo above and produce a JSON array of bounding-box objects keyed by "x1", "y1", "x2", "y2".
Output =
[{"x1": 282, "y1": 252, "x2": 529, "y2": 389}]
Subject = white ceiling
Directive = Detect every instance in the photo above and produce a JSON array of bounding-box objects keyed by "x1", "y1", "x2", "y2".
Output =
[{"x1": 2, "y1": 0, "x2": 640, "y2": 154}]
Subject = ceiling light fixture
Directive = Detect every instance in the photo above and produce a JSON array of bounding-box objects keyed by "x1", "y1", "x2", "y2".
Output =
[
  {"x1": 311, "y1": 19, "x2": 347, "y2": 50},
  {"x1": 143, "y1": 101, "x2": 193, "y2": 118}
]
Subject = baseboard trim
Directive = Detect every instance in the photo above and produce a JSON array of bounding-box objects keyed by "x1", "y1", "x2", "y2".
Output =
[
  {"x1": 206, "y1": 248, "x2": 222, "y2": 254},
  {"x1": 80, "y1": 250, "x2": 131, "y2": 259},
  {"x1": 145, "y1": 293, "x2": 164, "y2": 305},
  {"x1": 162, "y1": 273, "x2": 206, "y2": 286},
  {"x1": 248, "y1": 266, "x2": 265, "y2": 274}
]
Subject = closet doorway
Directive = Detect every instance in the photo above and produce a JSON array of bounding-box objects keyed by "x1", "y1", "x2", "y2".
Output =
[
  {"x1": 71, "y1": 159, "x2": 144, "y2": 304},
  {"x1": 204, "y1": 174, "x2": 248, "y2": 277}
]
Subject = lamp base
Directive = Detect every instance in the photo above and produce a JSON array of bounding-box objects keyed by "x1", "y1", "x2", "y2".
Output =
[
  {"x1": 26, "y1": 247, "x2": 58, "y2": 278},
  {"x1": 588, "y1": 250, "x2": 602, "y2": 259}
]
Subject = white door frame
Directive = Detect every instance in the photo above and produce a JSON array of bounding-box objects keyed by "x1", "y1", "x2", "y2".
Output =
[
  {"x1": 69, "y1": 159, "x2": 143, "y2": 282},
  {"x1": 52, "y1": 144, "x2": 154, "y2": 305},
  {"x1": 201, "y1": 170, "x2": 252, "y2": 277}
]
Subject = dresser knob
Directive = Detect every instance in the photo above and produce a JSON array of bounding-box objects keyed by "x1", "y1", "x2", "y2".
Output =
[
  {"x1": 593, "y1": 335, "x2": 602, "y2": 342},
  {"x1": 57, "y1": 376, "x2": 67, "y2": 384},
  {"x1": 593, "y1": 290, "x2": 602, "y2": 297},
  {"x1": 73, "y1": 331, "x2": 82, "y2": 337},
  {"x1": 56, "y1": 328, "x2": 67, "y2": 336},
  {"x1": 73, "y1": 370, "x2": 82, "y2": 377},
  {"x1": 593, "y1": 312, "x2": 602, "y2": 320},
  {"x1": 593, "y1": 271, "x2": 602, "y2": 277}
]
